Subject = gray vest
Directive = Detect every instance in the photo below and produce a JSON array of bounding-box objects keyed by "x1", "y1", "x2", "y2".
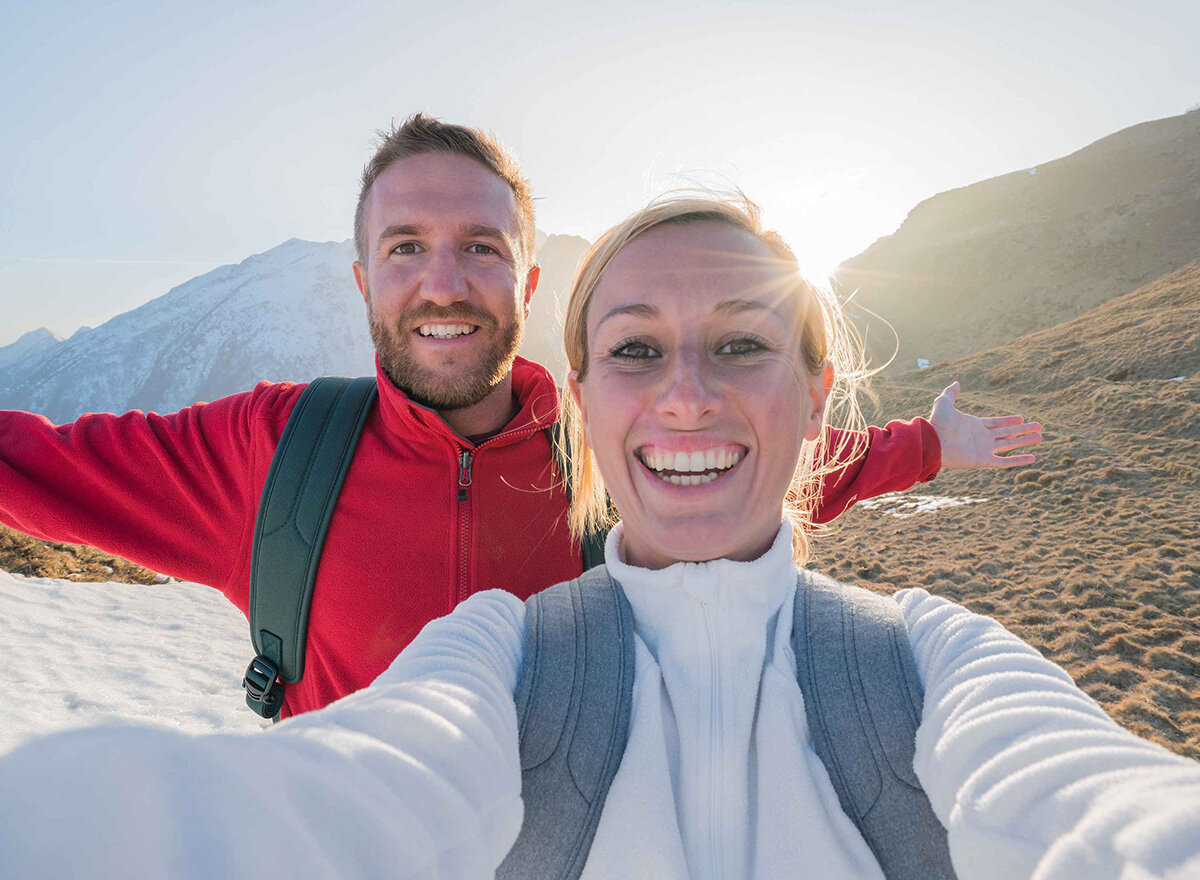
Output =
[{"x1": 497, "y1": 565, "x2": 957, "y2": 880}]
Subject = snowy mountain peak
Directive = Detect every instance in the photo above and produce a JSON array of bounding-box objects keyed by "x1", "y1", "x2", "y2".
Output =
[
  {"x1": 0, "y1": 239, "x2": 374, "y2": 422},
  {"x1": 0, "y1": 327, "x2": 62, "y2": 375}
]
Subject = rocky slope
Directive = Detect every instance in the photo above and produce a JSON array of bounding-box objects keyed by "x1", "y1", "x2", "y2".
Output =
[{"x1": 837, "y1": 110, "x2": 1200, "y2": 369}]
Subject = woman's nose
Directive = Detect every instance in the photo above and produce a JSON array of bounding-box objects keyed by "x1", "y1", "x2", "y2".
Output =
[
  {"x1": 653, "y1": 351, "x2": 720, "y2": 423},
  {"x1": 419, "y1": 250, "x2": 470, "y2": 305}
]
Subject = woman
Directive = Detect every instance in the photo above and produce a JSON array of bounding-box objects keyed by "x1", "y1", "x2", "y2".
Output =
[{"x1": 1, "y1": 193, "x2": 1197, "y2": 880}]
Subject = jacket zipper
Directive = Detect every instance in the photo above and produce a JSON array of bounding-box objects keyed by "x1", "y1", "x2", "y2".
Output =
[
  {"x1": 456, "y1": 449, "x2": 473, "y2": 605},
  {"x1": 451, "y1": 424, "x2": 543, "y2": 607},
  {"x1": 704, "y1": 603, "x2": 722, "y2": 879}
]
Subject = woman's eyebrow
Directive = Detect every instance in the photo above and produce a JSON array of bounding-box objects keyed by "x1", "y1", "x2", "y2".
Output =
[
  {"x1": 713, "y1": 298, "x2": 781, "y2": 318},
  {"x1": 595, "y1": 303, "x2": 659, "y2": 331}
]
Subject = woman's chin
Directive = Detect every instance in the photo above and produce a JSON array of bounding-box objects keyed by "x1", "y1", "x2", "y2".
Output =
[{"x1": 621, "y1": 517, "x2": 780, "y2": 569}]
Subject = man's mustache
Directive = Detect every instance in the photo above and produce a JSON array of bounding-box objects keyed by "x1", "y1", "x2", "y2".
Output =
[{"x1": 400, "y1": 303, "x2": 499, "y2": 331}]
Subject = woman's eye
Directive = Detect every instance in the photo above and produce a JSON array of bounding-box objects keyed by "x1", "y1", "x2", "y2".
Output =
[
  {"x1": 716, "y1": 336, "x2": 768, "y2": 356},
  {"x1": 610, "y1": 340, "x2": 661, "y2": 360}
]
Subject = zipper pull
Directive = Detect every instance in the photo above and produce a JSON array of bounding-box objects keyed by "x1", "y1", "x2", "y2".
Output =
[{"x1": 457, "y1": 450, "x2": 473, "y2": 501}]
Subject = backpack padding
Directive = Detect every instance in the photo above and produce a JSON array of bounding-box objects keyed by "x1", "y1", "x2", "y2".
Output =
[
  {"x1": 792, "y1": 570, "x2": 957, "y2": 879},
  {"x1": 249, "y1": 376, "x2": 378, "y2": 683},
  {"x1": 497, "y1": 566, "x2": 636, "y2": 880}
]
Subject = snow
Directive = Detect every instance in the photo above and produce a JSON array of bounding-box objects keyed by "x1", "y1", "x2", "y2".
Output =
[
  {"x1": 856, "y1": 492, "x2": 989, "y2": 518},
  {"x1": 0, "y1": 570, "x2": 264, "y2": 755},
  {"x1": 0, "y1": 238, "x2": 376, "y2": 423}
]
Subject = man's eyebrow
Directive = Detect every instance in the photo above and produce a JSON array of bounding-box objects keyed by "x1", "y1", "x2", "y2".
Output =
[
  {"x1": 376, "y1": 223, "x2": 514, "y2": 248},
  {"x1": 595, "y1": 303, "x2": 659, "y2": 330},
  {"x1": 377, "y1": 224, "x2": 422, "y2": 246},
  {"x1": 459, "y1": 223, "x2": 511, "y2": 241}
]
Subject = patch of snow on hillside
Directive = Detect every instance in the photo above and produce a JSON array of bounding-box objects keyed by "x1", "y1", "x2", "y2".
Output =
[
  {"x1": 856, "y1": 492, "x2": 989, "y2": 518},
  {"x1": 0, "y1": 571, "x2": 264, "y2": 755}
]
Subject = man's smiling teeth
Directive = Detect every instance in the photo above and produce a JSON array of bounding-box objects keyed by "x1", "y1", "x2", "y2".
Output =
[
  {"x1": 417, "y1": 323, "x2": 478, "y2": 339},
  {"x1": 637, "y1": 446, "x2": 744, "y2": 486}
]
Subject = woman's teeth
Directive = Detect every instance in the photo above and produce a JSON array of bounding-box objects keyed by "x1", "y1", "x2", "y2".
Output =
[
  {"x1": 638, "y1": 447, "x2": 743, "y2": 486},
  {"x1": 417, "y1": 323, "x2": 478, "y2": 339}
]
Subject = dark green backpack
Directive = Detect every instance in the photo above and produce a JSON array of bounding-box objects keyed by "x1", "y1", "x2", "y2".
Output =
[{"x1": 242, "y1": 376, "x2": 606, "y2": 719}]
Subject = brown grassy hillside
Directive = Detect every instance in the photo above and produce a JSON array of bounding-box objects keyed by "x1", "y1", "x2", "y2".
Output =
[
  {"x1": 838, "y1": 110, "x2": 1200, "y2": 369},
  {"x1": 812, "y1": 264, "x2": 1200, "y2": 758},
  {"x1": 0, "y1": 524, "x2": 160, "y2": 583}
]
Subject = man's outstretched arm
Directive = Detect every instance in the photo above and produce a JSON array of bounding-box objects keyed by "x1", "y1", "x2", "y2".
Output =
[
  {"x1": 812, "y1": 381, "x2": 1043, "y2": 524},
  {"x1": 0, "y1": 383, "x2": 300, "y2": 591}
]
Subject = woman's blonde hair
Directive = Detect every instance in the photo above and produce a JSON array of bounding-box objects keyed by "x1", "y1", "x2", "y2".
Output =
[{"x1": 561, "y1": 189, "x2": 871, "y2": 564}]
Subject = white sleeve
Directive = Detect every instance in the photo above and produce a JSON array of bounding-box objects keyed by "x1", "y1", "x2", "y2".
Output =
[
  {"x1": 895, "y1": 588, "x2": 1200, "y2": 880},
  {"x1": 0, "y1": 589, "x2": 527, "y2": 880}
]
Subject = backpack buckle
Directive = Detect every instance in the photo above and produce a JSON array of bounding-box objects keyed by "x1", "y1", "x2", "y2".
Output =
[{"x1": 243, "y1": 656, "x2": 284, "y2": 718}]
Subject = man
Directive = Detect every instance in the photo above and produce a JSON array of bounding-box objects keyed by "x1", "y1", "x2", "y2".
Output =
[{"x1": 0, "y1": 114, "x2": 1041, "y2": 719}]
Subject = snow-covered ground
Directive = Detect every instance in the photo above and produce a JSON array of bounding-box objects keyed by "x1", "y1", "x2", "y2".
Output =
[
  {"x1": 0, "y1": 495, "x2": 991, "y2": 756},
  {"x1": 856, "y1": 492, "x2": 989, "y2": 518},
  {"x1": 0, "y1": 571, "x2": 264, "y2": 755}
]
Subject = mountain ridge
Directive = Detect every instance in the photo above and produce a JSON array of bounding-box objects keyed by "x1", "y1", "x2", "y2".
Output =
[{"x1": 837, "y1": 110, "x2": 1200, "y2": 369}]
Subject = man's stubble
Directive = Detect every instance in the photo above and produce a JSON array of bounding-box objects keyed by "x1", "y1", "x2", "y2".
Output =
[{"x1": 367, "y1": 295, "x2": 525, "y2": 412}]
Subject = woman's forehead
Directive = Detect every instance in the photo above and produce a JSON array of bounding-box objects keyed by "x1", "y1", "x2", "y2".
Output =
[{"x1": 593, "y1": 221, "x2": 797, "y2": 321}]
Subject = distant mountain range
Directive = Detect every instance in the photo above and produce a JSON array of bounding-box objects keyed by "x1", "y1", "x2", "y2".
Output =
[
  {"x1": 837, "y1": 110, "x2": 1200, "y2": 370},
  {"x1": 0, "y1": 234, "x2": 589, "y2": 422},
  {"x1": 3, "y1": 109, "x2": 1197, "y2": 417}
]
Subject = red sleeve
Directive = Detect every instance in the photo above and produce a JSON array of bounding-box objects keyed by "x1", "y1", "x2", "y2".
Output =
[
  {"x1": 811, "y1": 418, "x2": 942, "y2": 525},
  {"x1": 0, "y1": 382, "x2": 301, "y2": 589}
]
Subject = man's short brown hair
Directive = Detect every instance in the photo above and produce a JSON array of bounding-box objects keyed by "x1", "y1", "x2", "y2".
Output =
[{"x1": 354, "y1": 113, "x2": 535, "y2": 266}]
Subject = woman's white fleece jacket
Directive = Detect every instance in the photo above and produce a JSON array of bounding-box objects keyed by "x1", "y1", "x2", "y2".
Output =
[{"x1": 1, "y1": 523, "x2": 1197, "y2": 879}]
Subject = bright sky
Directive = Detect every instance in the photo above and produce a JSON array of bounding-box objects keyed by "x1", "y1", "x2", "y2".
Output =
[{"x1": 2, "y1": 0, "x2": 1197, "y2": 347}]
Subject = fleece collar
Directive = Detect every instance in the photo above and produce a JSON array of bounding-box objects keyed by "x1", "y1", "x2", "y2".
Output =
[{"x1": 372, "y1": 354, "x2": 561, "y2": 449}]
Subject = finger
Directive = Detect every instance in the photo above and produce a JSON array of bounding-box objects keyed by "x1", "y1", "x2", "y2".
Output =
[
  {"x1": 990, "y1": 421, "x2": 1043, "y2": 440},
  {"x1": 981, "y1": 415, "x2": 1026, "y2": 429},
  {"x1": 995, "y1": 433, "x2": 1043, "y2": 453},
  {"x1": 990, "y1": 453, "x2": 1037, "y2": 468},
  {"x1": 941, "y1": 381, "x2": 960, "y2": 402}
]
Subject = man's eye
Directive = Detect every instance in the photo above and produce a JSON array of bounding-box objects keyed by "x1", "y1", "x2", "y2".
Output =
[
  {"x1": 610, "y1": 340, "x2": 661, "y2": 360},
  {"x1": 716, "y1": 336, "x2": 768, "y2": 356},
  {"x1": 467, "y1": 243, "x2": 497, "y2": 256},
  {"x1": 391, "y1": 242, "x2": 420, "y2": 256}
]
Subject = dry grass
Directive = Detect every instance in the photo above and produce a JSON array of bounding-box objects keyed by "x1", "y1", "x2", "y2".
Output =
[
  {"x1": 811, "y1": 266, "x2": 1200, "y2": 758},
  {"x1": 0, "y1": 524, "x2": 160, "y2": 584}
]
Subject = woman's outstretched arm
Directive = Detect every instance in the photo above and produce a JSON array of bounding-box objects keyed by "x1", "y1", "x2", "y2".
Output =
[
  {"x1": 0, "y1": 590, "x2": 528, "y2": 880},
  {"x1": 898, "y1": 589, "x2": 1200, "y2": 880}
]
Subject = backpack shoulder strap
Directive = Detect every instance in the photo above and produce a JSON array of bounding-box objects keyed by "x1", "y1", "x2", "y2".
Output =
[
  {"x1": 545, "y1": 421, "x2": 609, "y2": 571},
  {"x1": 243, "y1": 375, "x2": 377, "y2": 718},
  {"x1": 792, "y1": 570, "x2": 957, "y2": 879},
  {"x1": 497, "y1": 565, "x2": 636, "y2": 880}
]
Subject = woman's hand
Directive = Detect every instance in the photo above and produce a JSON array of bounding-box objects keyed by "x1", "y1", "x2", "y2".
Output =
[{"x1": 928, "y1": 381, "x2": 1042, "y2": 469}]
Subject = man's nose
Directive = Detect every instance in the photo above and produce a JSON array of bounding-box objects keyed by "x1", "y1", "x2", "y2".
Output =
[
  {"x1": 419, "y1": 249, "x2": 470, "y2": 306},
  {"x1": 654, "y1": 350, "x2": 721, "y2": 423}
]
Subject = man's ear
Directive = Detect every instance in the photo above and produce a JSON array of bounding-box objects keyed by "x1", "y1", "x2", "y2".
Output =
[
  {"x1": 567, "y1": 370, "x2": 588, "y2": 443},
  {"x1": 522, "y1": 264, "x2": 540, "y2": 319},
  {"x1": 353, "y1": 261, "x2": 369, "y2": 306}
]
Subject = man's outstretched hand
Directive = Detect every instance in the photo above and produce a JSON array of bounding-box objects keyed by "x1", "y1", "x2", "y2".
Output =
[{"x1": 929, "y1": 381, "x2": 1043, "y2": 470}]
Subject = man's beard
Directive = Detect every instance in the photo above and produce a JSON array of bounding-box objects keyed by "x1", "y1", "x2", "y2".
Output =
[{"x1": 368, "y1": 299, "x2": 525, "y2": 411}]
